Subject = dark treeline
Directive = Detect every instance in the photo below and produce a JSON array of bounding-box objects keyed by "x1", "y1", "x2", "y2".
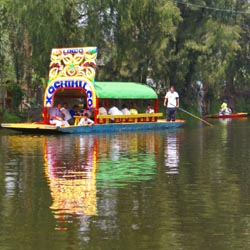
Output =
[{"x1": 1, "y1": 0, "x2": 250, "y2": 114}]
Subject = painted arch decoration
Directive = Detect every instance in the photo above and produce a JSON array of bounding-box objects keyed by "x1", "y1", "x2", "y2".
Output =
[{"x1": 44, "y1": 47, "x2": 98, "y2": 108}]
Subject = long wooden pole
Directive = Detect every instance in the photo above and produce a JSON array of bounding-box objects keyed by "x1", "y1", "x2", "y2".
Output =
[{"x1": 178, "y1": 107, "x2": 213, "y2": 127}]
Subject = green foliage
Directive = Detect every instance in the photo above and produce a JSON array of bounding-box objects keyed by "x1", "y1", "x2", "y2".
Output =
[
  {"x1": 235, "y1": 97, "x2": 250, "y2": 112},
  {"x1": 1, "y1": 0, "x2": 250, "y2": 114},
  {"x1": 2, "y1": 110, "x2": 20, "y2": 122},
  {"x1": 110, "y1": 0, "x2": 181, "y2": 82},
  {"x1": 4, "y1": 82, "x2": 24, "y2": 109}
]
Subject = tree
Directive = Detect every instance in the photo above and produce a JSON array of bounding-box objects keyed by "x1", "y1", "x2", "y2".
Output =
[
  {"x1": 101, "y1": 0, "x2": 182, "y2": 84},
  {"x1": 169, "y1": 0, "x2": 242, "y2": 114},
  {"x1": 1, "y1": 0, "x2": 83, "y2": 105},
  {"x1": 1, "y1": 0, "x2": 250, "y2": 114}
]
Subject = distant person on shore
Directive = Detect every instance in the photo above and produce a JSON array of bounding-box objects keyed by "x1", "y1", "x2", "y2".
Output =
[
  {"x1": 164, "y1": 86, "x2": 179, "y2": 121},
  {"x1": 50, "y1": 103, "x2": 70, "y2": 127},
  {"x1": 78, "y1": 113, "x2": 94, "y2": 126},
  {"x1": 121, "y1": 104, "x2": 130, "y2": 115},
  {"x1": 219, "y1": 100, "x2": 232, "y2": 115},
  {"x1": 61, "y1": 103, "x2": 74, "y2": 125},
  {"x1": 145, "y1": 104, "x2": 154, "y2": 114}
]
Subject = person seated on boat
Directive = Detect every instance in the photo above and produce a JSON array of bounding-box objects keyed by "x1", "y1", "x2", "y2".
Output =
[
  {"x1": 121, "y1": 104, "x2": 130, "y2": 115},
  {"x1": 70, "y1": 104, "x2": 80, "y2": 117},
  {"x1": 81, "y1": 103, "x2": 94, "y2": 119},
  {"x1": 145, "y1": 104, "x2": 154, "y2": 114},
  {"x1": 129, "y1": 102, "x2": 138, "y2": 115},
  {"x1": 108, "y1": 103, "x2": 123, "y2": 115},
  {"x1": 108, "y1": 102, "x2": 123, "y2": 122},
  {"x1": 98, "y1": 102, "x2": 107, "y2": 115},
  {"x1": 50, "y1": 103, "x2": 70, "y2": 127},
  {"x1": 78, "y1": 113, "x2": 94, "y2": 126},
  {"x1": 219, "y1": 107, "x2": 232, "y2": 115},
  {"x1": 60, "y1": 103, "x2": 74, "y2": 125},
  {"x1": 80, "y1": 103, "x2": 88, "y2": 114},
  {"x1": 219, "y1": 100, "x2": 232, "y2": 115}
]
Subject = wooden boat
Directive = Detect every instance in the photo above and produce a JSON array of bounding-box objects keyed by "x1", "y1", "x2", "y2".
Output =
[
  {"x1": 1, "y1": 46, "x2": 185, "y2": 134},
  {"x1": 205, "y1": 112, "x2": 249, "y2": 119},
  {"x1": 0, "y1": 119, "x2": 185, "y2": 134}
]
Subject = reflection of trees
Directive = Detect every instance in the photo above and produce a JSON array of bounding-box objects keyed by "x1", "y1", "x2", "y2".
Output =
[
  {"x1": 167, "y1": 122, "x2": 250, "y2": 249},
  {"x1": 0, "y1": 135, "x2": 55, "y2": 249}
]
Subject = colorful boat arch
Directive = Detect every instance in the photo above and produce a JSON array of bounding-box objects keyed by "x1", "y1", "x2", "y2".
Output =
[
  {"x1": 44, "y1": 76, "x2": 97, "y2": 108},
  {"x1": 43, "y1": 46, "x2": 98, "y2": 123}
]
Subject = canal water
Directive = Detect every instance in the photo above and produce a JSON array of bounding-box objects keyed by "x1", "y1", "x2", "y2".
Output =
[{"x1": 0, "y1": 118, "x2": 250, "y2": 250}]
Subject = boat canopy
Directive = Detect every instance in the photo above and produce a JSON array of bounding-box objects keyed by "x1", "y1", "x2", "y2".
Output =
[{"x1": 94, "y1": 81, "x2": 157, "y2": 99}]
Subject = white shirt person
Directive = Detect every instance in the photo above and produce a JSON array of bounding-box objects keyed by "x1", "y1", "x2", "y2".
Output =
[
  {"x1": 108, "y1": 105, "x2": 123, "y2": 115},
  {"x1": 108, "y1": 103, "x2": 123, "y2": 123},
  {"x1": 50, "y1": 103, "x2": 70, "y2": 127},
  {"x1": 145, "y1": 104, "x2": 154, "y2": 114},
  {"x1": 163, "y1": 86, "x2": 179, "y2": 121},
  {"x1": 78, "y1": 113, "x2": 94, "y2": 126},
  {"x1": 121, "y1": 104, "x2": 131, "y2": 115},
  {"x1": 60, "y1": 103, "x2": 74, "y2": 125}
]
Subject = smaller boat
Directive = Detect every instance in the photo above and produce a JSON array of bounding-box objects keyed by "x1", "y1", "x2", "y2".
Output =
[{"x1": 205, "y1": 112, "x2": 249, "y2": 119}]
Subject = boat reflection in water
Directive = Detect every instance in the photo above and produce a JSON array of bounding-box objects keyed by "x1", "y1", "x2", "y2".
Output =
[
  {"x1": 164, "y1": 131, "x2": 181, "y2": 174},
  {"x1": 96, "y1": 133, "x2": 157, "y2": 188},
  {"x1": 44, "y1": 132, "x2": 159, "y2": 229},
  {"x1": 44, "y1": 135, "x2": 98, "y2": 230},
  {"x1": 219, "y1": 118, "x2": 232, "y2": 145}
]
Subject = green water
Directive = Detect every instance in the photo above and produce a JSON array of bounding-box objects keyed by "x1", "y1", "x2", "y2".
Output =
[{"x1": 1, "y1": 118, "x2": 250, "y2": 250}]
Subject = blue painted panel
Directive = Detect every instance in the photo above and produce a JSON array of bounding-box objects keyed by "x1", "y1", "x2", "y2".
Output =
[{"x1": 58, "y1": 122, "x2": 185, "y2": 134}]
